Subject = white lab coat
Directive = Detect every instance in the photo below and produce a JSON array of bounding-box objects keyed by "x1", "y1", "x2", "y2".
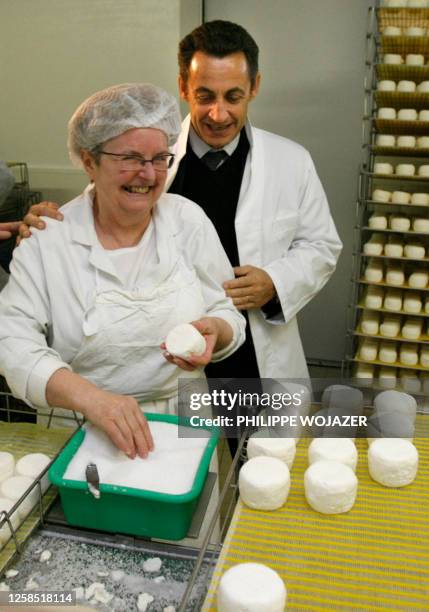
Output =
[
  {"x1": 0, "y1": 186, "x2": 245, "y2": 408},
  {"x1": 166, "y1": 116, "x2": 342, "y2": 379}
]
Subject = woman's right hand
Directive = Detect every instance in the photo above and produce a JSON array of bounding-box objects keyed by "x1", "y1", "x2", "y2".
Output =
[
  {"x1": 46, "y1": 369, "x2": 153, "y2": 459},
  {"x1": 83, "y1": 390, "x2": 154, "y2": 459},
  {"x1": 18, "y1": 202, "x2": 63, "y2": 242}
]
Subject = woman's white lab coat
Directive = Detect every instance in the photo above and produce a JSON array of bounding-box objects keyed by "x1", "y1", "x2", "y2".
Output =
[{"x1": 167, "y1": 117, "x2": 342, "y2": 380}]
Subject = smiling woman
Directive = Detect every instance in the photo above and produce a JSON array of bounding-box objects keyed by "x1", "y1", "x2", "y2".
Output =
[{"x1": 0, "y1": 83, "x2": 246, "y2": 458}]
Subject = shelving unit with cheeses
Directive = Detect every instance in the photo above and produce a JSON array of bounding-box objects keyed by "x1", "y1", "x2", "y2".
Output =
[{"x1": 348, "y1": 3, "x2": 429, "y2": 398}]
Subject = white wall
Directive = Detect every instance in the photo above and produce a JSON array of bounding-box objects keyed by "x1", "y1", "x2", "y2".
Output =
[
  {"x1": 205, "y1": 0, "x2": 372, "y2": 363},
  {"x1": 0, "y1": 0, "x2": 181, "y2": 202}
]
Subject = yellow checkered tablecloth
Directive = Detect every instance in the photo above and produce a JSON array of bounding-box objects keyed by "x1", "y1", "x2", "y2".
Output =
[
  {"x1": 204, "y1": 434, "x2": 429, "y2": 611},
  {"x1": 0, "y1": 422, "x2": 76, "y2": 573}
]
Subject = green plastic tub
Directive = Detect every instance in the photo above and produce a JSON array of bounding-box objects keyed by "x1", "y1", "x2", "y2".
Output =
[{"x1": 49, "y1": 413, "x2": 219, "y2": 540}]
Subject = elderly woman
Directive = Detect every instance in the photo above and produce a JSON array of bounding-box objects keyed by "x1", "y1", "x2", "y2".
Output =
[{"x1": 0, "y1": 83, "x2": 245, "y2": 458}]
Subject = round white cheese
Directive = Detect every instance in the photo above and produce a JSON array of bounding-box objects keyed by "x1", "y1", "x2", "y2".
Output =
[
  {"x1": 165, "y1": 323, "x2": 206, "y2": 359},
  {"x1": 15, "y1": 453, "x2": 51, "y2": 494},
  {"x1": 368, "y1": 439, "x2": 418, "y2": 487},
  {"x1": 397, "y1": 81, "x2": 415, "y2": 92},
  {"x1": 354, "y1": 363, "x2": 374, "y2": 385},
  {"x1": 410, "y1": 192, "x2": 429, "y2": 205},
  {"x1": 402, "y1": 318, "x2": 422, "y2": 339},
  {"x1": 377, "y1": 107, "x2": 397, "y2": 119},
  {"x1": 418, "y1": 164, "x2": 429, "y2": 177},
  {"x1": 374, "y1": 389, "x2": 417, "y2": 422},
  {"x1": 0, "y1": 476, "x2": 37, "y2": 520},
  {"x1": 372, "y1": 189, "x2": 391, "y2": 202},
  {"x1": 406, "y1": 54, "x2": 424, "y2": 66},
  {"x1": 0, "y1": 453, "x2": 14, "y2": 484},
  {"x1": 365, "y1": 261, "x2": 384, "y2": 283},
  {"x1": 359, "y1": 339, "x2": 378, "y2": 361},
  {"x1": 385, "y1": 265, "x2": 404, "y2": 285},
  {"x1": 239, "y1": 456, "x2": 290, "y2": 511},
  {"x1": 419, "y1": 110, "x2": 429, "y2": 122},
  {"x1": 376, "y1": 134, "x2": 396, "y2": 147},
  {"x1": 404, "y1": 241, "x2": 426, "y2": 259},
  {"x1": 398, "y1": 109, "x2": 418, "y2": 121},
  {"x1": 378, "y1": 367, "x2": 397, "y2": 389},
  {"x1": 374, "y1": 163, "x2": 394, "y2": 175},
  {"x1": 412, "y1": 217, "x2": 429, "y2": 233},
  {"x1": 377, "y1": 80, "x2": 396, "y2": 91},
  {"x1": 417, "y1": 81, "x2": 429, "y2": 93},
  {"x1": 400, "y1": 343, "x2": 418, "y2": 365},
  {"x1": 365, "y1": 286, "x2": 384, "y2": 309},
  {"x1": 396, "y1": 163, "x2": 415, "y2": 176},
  {"x1": 304, "y1": 461, "x2": 358, "y2": 514},
  {"x1": 384, "y1": 289, "x2": 403, "y2": 312},
  {"x1": 0, "y1": 497, "x2": 20, "y2": 546},
  {"x1": 403, "y1": 291, "x2": 422, "y2": 313},
  {"x1": 408, "y1": 270, "x2": 428, "y2": 289},
  {"x1": 379, "y1": 341, "x2": 398, "y2": 363},
  {"x1": 361, "y1": 312, "x2": 380, "y2": 335},
  {"x1": 308, "y1": 438, "x2": 358, "y2": 471},
  {"x1": 217, "y1": 563, "x2": 287, "y2": 612},
  {"x1": 247, "y1": 432, "x2": 296, "y2": 469},
  {"x1": 380, "y1": 315, "x2": 401, "y2": 337},
  {"x1": 384, "y1": 26, "x2": 402, "y2": 36},
  {"x1": 391, "y1": 191, "x2": 410, "y2": 205}
]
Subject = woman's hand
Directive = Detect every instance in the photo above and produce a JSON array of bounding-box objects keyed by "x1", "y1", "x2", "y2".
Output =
[
  {"x1": 46, "y1": 369, "x2": 153, "y2": 459},
  {"x1": 82, "y1": 390, "x2": 154, "y2": 459},
  {"x1": 161, "y1": 317, "x2": 233, "y2": 371},
  {"x1": 18, "y1": 202, "x2": 63, "y2": 242}
]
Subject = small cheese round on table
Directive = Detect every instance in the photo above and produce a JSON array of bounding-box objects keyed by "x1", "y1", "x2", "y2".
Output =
[
  {"x1": 368, "y1": 439, "x2": 418, "y2": 487},
  {"x1": 0, "y1": 476, "x2": 37, "y2": 520},
  {"x1": 304, "y1": 461, "x2": 358, "y2": 514},
  {"x1": 0, "y1": 497, "x2": 20, "y2": 545},
  {"x1": 165, "y1": 323, "x2": 206, "y2": 359},
  {"x1": 15, "y1": 453, "x2": 51, "y2": 493},
  {"x1": 239, "y1": 456, "x2": 290, "y2": 511},
  {"x1": 0, "y1": 453, "x2": 14, "y2": 483},
  {"x1": 308, "y1": 438, "x2": 358, "y2": 471},
  {"x1": 217, "y1": 563, "x2": 287, "y2": 612},
  {"x1": 247, "y1": 431, "x2": 296, "y2": 469}
]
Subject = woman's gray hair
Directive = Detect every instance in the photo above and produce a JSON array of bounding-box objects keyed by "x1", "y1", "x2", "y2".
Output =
[{"x1": 67, "y1": 83, "x2": 181, "y2": 167}]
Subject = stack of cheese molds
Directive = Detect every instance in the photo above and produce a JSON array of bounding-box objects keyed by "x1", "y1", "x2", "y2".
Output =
[
  {"x1": 352, "y1": 1, "x2": 429, "y2": 394},
  {"x1": 49, "y1": 413, "x2": 219, "y2": 541}
]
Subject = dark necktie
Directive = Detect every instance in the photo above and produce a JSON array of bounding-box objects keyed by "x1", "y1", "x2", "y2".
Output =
[{"x1": 202, "y1": 150, "x2": 228, "y2": 171}]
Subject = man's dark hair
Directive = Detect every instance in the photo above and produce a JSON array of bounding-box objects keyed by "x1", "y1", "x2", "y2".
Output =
[{"x1": 178, "y1": 20, "x2": 259, "y2": 89}]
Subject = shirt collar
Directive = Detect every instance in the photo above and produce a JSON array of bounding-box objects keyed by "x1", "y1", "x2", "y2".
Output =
[{"x1": 188, "y1": 125, "x2": 241, "y2": 158}]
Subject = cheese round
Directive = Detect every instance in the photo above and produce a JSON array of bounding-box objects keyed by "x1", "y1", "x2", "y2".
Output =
[
  {"x1": 308, "y1": 438, "x2": 358, "y2": 471},
  {"x1": 417, "y1": 81, "x2": 429, "y2": 93},
  {"x1": 368, "y1": 213, "x2": 388, "y2": 229},
  {"x1": 239, "y1": 457, "x2": 290, "y2": 511},
  {"x1": 408, "y1": 0, "x2": 428, "y2": 6},
  {"x1": 402, "y1": 318, "x2": 422, "y2": 339},
  {"x1": 304, "y1": 461, "x2": 358, "y2": 514},
  {"x1": 217, "y1": 563, "x2": 287, "y2": 612},
  {"x1": 364, "y1": 238, "x2": 385, "y2": 256},
  {"x1": 419, "y1": 110, "x2": 429, "y2": 122},
  {"x1": 420, "y1": 346, "x2": 429, "y2": 367},
  {"x1": 0, "y1": 453, "x2": 14, "y2": 484},
  {"x1": 354, "y1": 363, "x2": 374, "y2": 384},
  {"x1": 418, "y1": 164, "x2": 429, "y2": 177},
  {"x1": 372, "y1": 189, "x2": 391, "y2": 202},
  {"x1": 365, "y1": 287, "x2": 384, "y2": 309},
  {"x1": 425, "y1": 296, "x2": 429, "y2": 313},
  {"x1": 400, "y1": 373, "x2": 421, "y2": 394},
  {"x1": 403, "y1": 291, "x2": 422, "y2": 313},
  {"x1": 391, "y1": 191, "x2": 410, "y2": 205},
  {"x1": 406, "y1": 54, "x2": 424, "y2": 66},
  {"x1": 417, "y1": 136, "x2": 429, "y2": 148},
  {"x1": 378, "y1": 367, "x2": 397, "y2": 389},
  {"x1": 374, "y1": 389, "x2": 417, "y2": 422},
  {"x1": 396, "y1": 164, "x2": 415, "y2": 176},
  {"x1": 365, "y1": 261, "x2": 384, "y2": 283},
  {"x1": 400, "y1": 343, "x2": 419, "y2": 365},
  {"x1": 390, "y1": 215, "x2": 410, "y2": 231},
  {"x1": 405, "y1": 243, "x2": 425, "y2": 259},
  {"x1": 361, "y1": 312, "x2": 380, "y2": 335},
  {"x1": 368, "y1": 439, "x2": 418, "y2": 487},
  {"x1": 247, "y1": 432, "x2": 296, "y2": 469},
  {"x1": 374, "y1": 162, "x2": 394, "y2": 175},
  {"x1": 397, "y1": 136, "x2": 416, "y2": 149},
  {"x1": 0, "y1": 476, "x2": 37, "y2": 520},
  {"x1": 410, "y1": 192, "x2": 429, "y2": 205},
  {"x1": 380, "y1": 315, "x2": 401, "y2": 337},
  {"x1": 377, "y1": 107, "x2": 397, "y2": 119},
  {"x1": 377, "y1": 80, "x2": 396, "y2": 92},
  {"x1": 0, "y1": 497, "x2": 20, "y2": 546},
  {"x1": 359, "y1": 339, "x2": 378, "y2": 361},
  {"x1": 376, "y1": 134, "x2": 395, "y2": 147},
  {"x1": 165, "y1": 323, "x2": 206, "y2": 359},
  {"x1": 408, "y1": 270, "x2": 428, "y2": 289},
  {"x1": 384, "y1": 0, "x2": 406, "y2": 7},
  {"x1": 384, "y1": 26, "x2": 402, "y2": 36},
  {"x1": 15, "y1": 453, "x2": 51, "y2": 494},
  {"x1": 379, "y1": 341, "x2": 398, "y2": 363},
  {"x1": 385, "y1": 265, "x2": 404, "y2": 284},
  {"x1": 397, "y1": 81, "x2": 415, "y2": 92},
  {"x1": 384, "y1": 289, "x2": 403, "y2": 311},
  {"x1": 384, "y1": 54, "x2": 403, "y2": 65},
  {"x1": 412, "y1": 217, "x2": 429, "y2": 233},
  {"x1": 398, "y1": 109, "x2": 418, "y2": 121}
]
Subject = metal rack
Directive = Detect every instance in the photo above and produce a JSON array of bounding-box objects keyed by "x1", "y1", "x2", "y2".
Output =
[{"x1": 347, "y1": 2, "x2": 429, "y2": 395}]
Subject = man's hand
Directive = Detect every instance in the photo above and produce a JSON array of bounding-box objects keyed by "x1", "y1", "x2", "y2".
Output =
[
  {"x1": 18, "y1": 202, "x2": 63, "y2": 241},
  {"x1": 0, "y1": 221, "x2": 20, "y2": 241},
  {"x1": 223, "y1": 265, "x2": 276, "y2": 311}
]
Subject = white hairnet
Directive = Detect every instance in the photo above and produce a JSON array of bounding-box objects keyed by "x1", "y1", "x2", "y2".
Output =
[{"x1": 67, "y1": 83, "x2": 181, "y2": 167}]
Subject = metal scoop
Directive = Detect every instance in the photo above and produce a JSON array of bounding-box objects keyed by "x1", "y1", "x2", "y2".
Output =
[{"x1": 85, "y1": 463, "x2": 100, "y2": 499}]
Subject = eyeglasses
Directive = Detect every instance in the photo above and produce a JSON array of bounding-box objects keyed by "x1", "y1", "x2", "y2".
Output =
[{"x1": 97, "y1": 151, "x2": 175, "y2": 172}]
